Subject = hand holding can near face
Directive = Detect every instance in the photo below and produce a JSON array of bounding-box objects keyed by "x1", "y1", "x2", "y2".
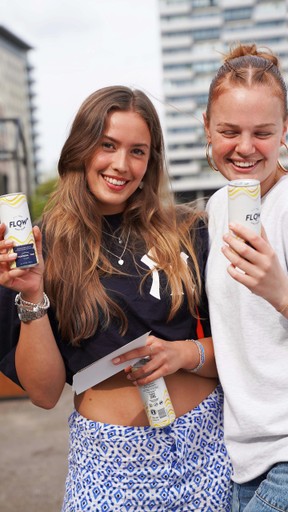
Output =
[
  {"x1": 227, "y1": 179, "x2": 261, "y2": 238},
  {"x1": 0, "y1": 193, "x2": 39, "y2": 269}
]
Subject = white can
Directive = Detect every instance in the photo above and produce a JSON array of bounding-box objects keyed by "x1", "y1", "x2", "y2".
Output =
[
  {"x1": 228, "y1": 179, "x2": 261, "y2": 235},
  {"x1": 0, "y1": 193, "x2": 38, "y2": 269},
  {"x1": 132, "y1": 357, "x2": 176, "y2": 428}
]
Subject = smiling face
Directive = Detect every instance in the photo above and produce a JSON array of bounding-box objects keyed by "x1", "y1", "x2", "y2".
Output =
[
  {"x1": 85, "y1": 110, "x2": 151, "y2": 215},
  {"x1": 204, "y1": 85, "x2": 288, "y2": 195}
]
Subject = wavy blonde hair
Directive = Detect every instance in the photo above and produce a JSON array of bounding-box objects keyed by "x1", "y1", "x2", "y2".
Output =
[{"x1": 42, "y1": 86, "x2": 205, "y2": 345}]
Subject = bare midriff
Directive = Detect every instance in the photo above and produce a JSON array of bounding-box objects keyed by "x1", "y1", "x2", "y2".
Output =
[{"x1": 74, "y1": 370, "x2": 219, "y2": 426}]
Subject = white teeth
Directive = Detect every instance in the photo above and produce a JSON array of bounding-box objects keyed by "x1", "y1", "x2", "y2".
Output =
[
  {"x1": 104, "y1": 176, "x2": 126, "y2": 186},
  {"x1": 233, "y1": 161, "x2": 255, "y2": 168}
]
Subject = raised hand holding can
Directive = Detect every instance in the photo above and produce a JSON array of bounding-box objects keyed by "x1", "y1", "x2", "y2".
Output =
[{"x1": 0, "y1": 193, "x2": 38, "y2": 269}]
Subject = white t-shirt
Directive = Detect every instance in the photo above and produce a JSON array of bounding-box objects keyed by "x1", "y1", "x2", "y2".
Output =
[{"x1": 206, "y1": 175, "x2": 288, "y2": 483}]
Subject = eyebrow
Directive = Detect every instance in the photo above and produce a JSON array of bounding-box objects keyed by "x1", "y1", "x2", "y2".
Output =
[
  {"x1": 102, "y1": 134, "x2": 150, "y2": 148},
  {"x1": 216, "y1": 122, "x2": 276, "y2": 128}
]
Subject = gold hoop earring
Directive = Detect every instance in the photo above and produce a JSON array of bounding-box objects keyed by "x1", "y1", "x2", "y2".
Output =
[
  {"x1": 205, "y1": 142, "x2": 219, "y2": 172},
  {"x1": 277, "y1": 142, "x2": 288, "y2": 173}
]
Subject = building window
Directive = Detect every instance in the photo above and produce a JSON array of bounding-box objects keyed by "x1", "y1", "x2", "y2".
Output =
[{"x1": 223, "y1": 8, "x2": 252, "y2": 21}]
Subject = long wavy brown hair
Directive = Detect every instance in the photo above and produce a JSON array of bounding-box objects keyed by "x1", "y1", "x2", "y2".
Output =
[{"x1": 42, "y1": 86, "x2": 205, "y2": 345}]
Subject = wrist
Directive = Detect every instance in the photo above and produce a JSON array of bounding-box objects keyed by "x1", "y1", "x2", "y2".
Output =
[
  {"x1": 21, "y1": 292, "x2": 44, "y2": 303},
  {"x1": 184, "y1": 339, "x2": 205, "y2": 373},
  {"x1": 15, "y1": 292, "x2": 50, "y2": 323},
  {"x1": 21, "y1": 284, "x2": 44, "y2": 304},
  {"x1": 276, "y1": 300, "x2": 288, "y2": 315},
  {"x1": 274, "y1": 280, "x2": 288, "y2": 314}
]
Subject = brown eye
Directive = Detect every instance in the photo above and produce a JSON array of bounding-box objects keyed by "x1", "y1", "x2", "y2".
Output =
[{"x1": 102, "y1": 142, "x2": 114, "y2": 149}]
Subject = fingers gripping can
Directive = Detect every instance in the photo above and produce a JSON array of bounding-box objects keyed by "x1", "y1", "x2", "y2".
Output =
[
  {"x1": 228, "y1": 179, "x2": 261, "y2": 235},
  {"x1": 132, "y1": 357, "x2": 176, "y2": 428},
  {"x1": 0, "y1": 193, "x2": 38, "y2": 268}
]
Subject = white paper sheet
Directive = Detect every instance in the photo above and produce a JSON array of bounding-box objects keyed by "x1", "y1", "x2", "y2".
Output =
[{"x1": 72, "y1": 331, "x2": 150, "y2": 395}]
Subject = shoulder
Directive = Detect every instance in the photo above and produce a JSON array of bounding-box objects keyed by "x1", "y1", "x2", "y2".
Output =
[
  {"x1": 175, "y1": 204, "x2": 209, "y2": 263},
  {"x1": 274, "y1": 177, "x2": 288, "y2": 225},
  {"x1": 175, "y1": 203, "x2": 209, "y2": 242},
  {"x1": 206, "y1": 185, "x2": 228, "y2": 213},
  {"x1": 266, "y1": 175, "x2": 288, "y2": 198},
  {"x1": 274, "y1": 175, "x2": 288, "y2": 201},
  {"x1": 176, "y1": 203, "x2": 208, "y2": 230},
  {"x1": 263, "y1": 176, "x2": 288, "y2": 218}
]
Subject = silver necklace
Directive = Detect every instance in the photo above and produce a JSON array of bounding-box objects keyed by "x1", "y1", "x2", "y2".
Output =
[
  {"x1": 102, "y1": 229, "x2": 123, "y2": 245},
  {"x1": 102, "y1": 227, "x2": 131, "y2": 265}
]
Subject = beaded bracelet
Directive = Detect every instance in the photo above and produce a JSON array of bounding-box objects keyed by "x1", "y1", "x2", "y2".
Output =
[
  {"x1": 186, "y1": 339, "x2": 205, "y2": 373},
  {"x1": 15, "y1": 292, "x2": 50, "y2": 323}
]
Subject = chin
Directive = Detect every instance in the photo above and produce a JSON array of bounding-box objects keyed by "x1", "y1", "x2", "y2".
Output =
[{"x1": 228, "y1": 169, "x2": 256, "y2": 180}]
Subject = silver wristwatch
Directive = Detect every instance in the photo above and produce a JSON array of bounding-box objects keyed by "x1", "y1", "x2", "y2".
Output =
[{"x1": 15, "y1": 292, "x2": 50, "y2": 323}]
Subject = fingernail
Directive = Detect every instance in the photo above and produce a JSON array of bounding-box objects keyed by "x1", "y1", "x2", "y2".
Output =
[
  {"x1": 4, "y1": 240, "x2": 13, "y2": 246},
  {"x1": 112, "y1": 357, "x2": 120, "y2": 364},
  {"x1": 8, "y1": 253, "x2": 17, "y2": 259}
]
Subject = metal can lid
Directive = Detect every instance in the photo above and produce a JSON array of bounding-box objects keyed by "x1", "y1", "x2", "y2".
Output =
[{"x1": 228, "y1": 179, "x2": 260, "y2": 187}]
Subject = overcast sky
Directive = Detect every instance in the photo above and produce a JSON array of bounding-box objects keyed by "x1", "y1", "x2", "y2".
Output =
[{"x1": 1, "y1": 0, "x2": 163, "y2": 178}]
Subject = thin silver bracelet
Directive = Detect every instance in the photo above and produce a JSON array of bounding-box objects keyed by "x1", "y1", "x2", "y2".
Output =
[
  {"x1": 15, "y1": 292, "x2": 50, "y2": 323},
  {"x1": 185, "y1": 339, "x2": 205, "y2": 373}
]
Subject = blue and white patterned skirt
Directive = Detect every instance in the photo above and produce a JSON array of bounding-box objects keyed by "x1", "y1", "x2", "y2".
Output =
[{"x1": 62, "y1": 384, "x2": 232, "y2": 511}]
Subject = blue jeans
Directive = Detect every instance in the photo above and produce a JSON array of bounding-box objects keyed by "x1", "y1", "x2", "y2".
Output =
[{"x1": 232, "y1": 463, "x2": 288, "y2": 512}]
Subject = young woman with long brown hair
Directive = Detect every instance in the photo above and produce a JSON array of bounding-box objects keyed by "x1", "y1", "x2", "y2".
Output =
[{"x1": 0, "y1": 86, "x2": 232, "y2": 511}]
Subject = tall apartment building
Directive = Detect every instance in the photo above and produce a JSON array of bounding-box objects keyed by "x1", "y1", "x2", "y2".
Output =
[
  {"x1": 0, "y1": 25, "x2": 39, "y2": 197},
  {"x1": 158, "y1": 0, "x2": 288, "y2": 201}
]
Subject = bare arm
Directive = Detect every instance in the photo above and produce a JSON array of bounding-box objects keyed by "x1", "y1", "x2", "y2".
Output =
[
  {"x1": 15, "y1": 316, "x2": 66, "y2": 409},
  {"x1": 112, "y1": 334, "x2": 217, "y2": 386},
  {"x1": 0, "y1": 223, "x2": 66, "y2": 408}
]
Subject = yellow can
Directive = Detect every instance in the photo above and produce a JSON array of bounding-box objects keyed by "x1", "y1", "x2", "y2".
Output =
[{"x1": 0, "y1": 193, "x2": 38, "y2": 269}]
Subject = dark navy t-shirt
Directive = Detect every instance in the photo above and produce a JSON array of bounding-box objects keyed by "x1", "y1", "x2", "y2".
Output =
[{"x1": 0, "y1": 220, "x2": 210, "y2": 386}]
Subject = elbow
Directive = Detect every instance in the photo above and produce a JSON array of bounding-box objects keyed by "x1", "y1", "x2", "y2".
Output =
[
  {"x1": 23, "y1": 385, "x2": 63, "y2": 409},
  {"x1": 17, "y1": 375, "x2": 65, "y2": 409},
  {"x1": 30, "y1": 395, "x2": 59, "y2": 409}
]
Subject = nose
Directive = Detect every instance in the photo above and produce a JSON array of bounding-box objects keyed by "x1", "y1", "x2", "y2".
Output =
[
  {"x1": 112, "y1": 149, "x2": 128, "y2": 173},
  {"x1": 236, "y1": 135, "x2": 255, "y2": 155}
]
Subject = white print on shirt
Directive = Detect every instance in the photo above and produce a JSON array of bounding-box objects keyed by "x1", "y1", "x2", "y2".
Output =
[
  {"x1": 141, "y1": 251, "x2": 188, "y2": 299},
  {"x1": 141, "y1": 254, "x2": 160, "y2": 299}
]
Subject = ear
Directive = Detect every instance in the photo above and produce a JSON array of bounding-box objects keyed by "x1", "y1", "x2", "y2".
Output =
[{"x1": 202, "y1": 112, "x2": 211, "y2": 142}]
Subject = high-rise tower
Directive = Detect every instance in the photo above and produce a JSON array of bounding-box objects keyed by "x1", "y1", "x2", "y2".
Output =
[
  {"x1": 159, "y1": 0, "x2": 288, "y2": 201},
  {"x1": 0, "y1": 26, "x2": 39, "y2": 196}
]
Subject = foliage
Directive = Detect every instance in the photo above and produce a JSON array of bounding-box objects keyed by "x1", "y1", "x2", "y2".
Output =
[{"x1": 30, "y1": 178, "x2": 58, "y2": 222}]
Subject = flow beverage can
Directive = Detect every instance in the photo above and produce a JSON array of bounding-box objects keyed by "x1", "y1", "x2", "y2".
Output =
[
  {"x1": 228, "y1": 179, "x2": 261, "y2": 235},
  {"x1": 0, "y1": 193, "x2": 38, "y2": 269},
  {"x1": 132, "y1": 357, "x2": 176, "y2": 428}
]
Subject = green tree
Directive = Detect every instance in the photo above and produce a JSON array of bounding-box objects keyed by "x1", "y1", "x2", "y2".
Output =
[{"x1": 30, "y1": 178, "x2": 58, "y2": 222}]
